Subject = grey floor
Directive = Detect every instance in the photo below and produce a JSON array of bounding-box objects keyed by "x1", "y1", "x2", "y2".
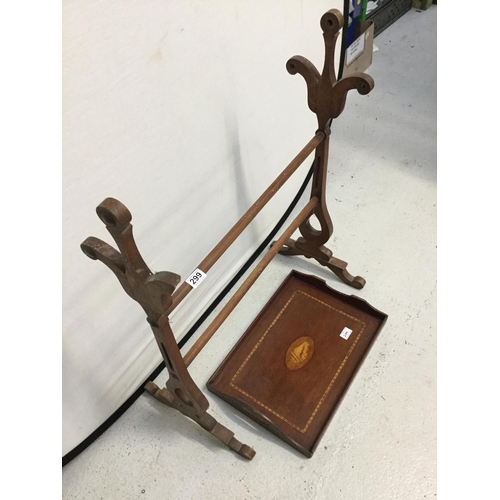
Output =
[{"x1": 62, "y1": 7, "x2": 436, "y2": 499}]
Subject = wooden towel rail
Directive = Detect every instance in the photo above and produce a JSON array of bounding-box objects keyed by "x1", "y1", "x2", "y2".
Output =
[{"x1": 81, "y1": 9, "x2": 374, "y2": 460}]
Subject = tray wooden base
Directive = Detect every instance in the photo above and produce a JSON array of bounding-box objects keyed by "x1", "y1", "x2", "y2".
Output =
[{"x1": 207, "y1": 271, "x2": 388, "y2": 457}]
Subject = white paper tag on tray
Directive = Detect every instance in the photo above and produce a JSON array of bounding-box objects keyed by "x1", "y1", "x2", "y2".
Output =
[
  {"x1": 185, "y1": 268, "x2": 206, "y2": 288},
  {"x1": 340, "y1": 327, "x2": 353, "y2": 340}
]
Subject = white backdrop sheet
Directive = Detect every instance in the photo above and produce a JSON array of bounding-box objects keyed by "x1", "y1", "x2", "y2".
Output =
[{"x1": 62, "y1": 0, "x2": 343, "y2": 456}]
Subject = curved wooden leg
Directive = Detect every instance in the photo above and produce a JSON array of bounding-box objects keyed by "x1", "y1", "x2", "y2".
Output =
[
  {"x1": 146, "y1": 315, "x2": 256, "y2": 460},
  {"x1": 272, "y1": 237, "x2": 365, "y2": 289},
  {"x1": 321, "y1": 254, "x2": 366, "y2": 290},
  {"x1": 144, "y1": 382, "x2": 255, "y2": 460},
  {"x1": 270, "y1": 238, "x2": 303, "y2": 256}
]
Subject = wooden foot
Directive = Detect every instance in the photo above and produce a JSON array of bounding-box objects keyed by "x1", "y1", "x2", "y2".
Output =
[
  {"x1": 145, "y1": 382, "x2": 255, "y2": 460},
  {"x1": 272, "y1": 238, "x2": 365, "y2": 289}
]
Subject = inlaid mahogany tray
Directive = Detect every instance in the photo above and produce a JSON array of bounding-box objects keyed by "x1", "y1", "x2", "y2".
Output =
[{"x1": 207, "y1": 270, "x2": 388, "y2": 457}]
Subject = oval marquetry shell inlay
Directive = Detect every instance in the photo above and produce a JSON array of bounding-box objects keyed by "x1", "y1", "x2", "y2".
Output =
[{"x1": 285, "y1": 336, "x2": 315, "y2": 371}]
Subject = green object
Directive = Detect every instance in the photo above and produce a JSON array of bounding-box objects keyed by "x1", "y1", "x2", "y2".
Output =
[{"x1": 360, "y1": 0, "x2": 368, "y2": 22}]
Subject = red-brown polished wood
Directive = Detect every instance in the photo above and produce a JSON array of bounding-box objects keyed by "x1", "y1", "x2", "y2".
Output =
[
  {"x1": 81, "y1": 198, "x2": 255, "y2": 459},
  {"x1": 183, "y1": 196, "x2": 319, "y2": 367},
  {"x1": 167, "y1": 131, "x2": 324, "y2": 314},
  {"x1": 275, "y1": 9, "x2": 374, "y2": 288},
  {"x1": 207, "y1": 271, "x2": 388, "y2": 457},
  {"x1": 80, "y1": 9, "x2": 376, "y2": 460}
]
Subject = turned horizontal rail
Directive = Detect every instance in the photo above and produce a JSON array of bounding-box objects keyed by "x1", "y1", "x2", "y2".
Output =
[
  {"x1": 183, "y1": 196, "x2": 319, "y2": 367},
  {"x1": 166, "y1": 132, "x2": 325, "y2": 314}
]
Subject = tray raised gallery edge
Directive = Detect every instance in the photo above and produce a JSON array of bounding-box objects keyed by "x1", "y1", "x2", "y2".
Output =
[{"x1": 207, "y1": 270, "x2": 388, "y2": 457}]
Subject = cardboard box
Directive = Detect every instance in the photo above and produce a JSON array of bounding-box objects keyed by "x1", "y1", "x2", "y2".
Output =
[{"x1": 343, "y1": 20, "x2": 374, "y2": 76}]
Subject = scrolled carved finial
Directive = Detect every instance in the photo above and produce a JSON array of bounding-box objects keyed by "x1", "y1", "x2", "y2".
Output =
[
  {"x1": 329, "y1": 72, "x2": 375, "y2": 118},
  {"x1": 81, "y1": 197, "x2": 181, "y2": 318},
  {"x1": 354, "y1": 75, "x2": 374, "y2": 95},
  {"x1": 81, "y1": 236, "x2": 126, "y2": 273},
  {"x1": 320, "y1": 9, "x2": 343, "y2": 35},
  {"x1": 96, "y1": 197, "x2": 132, "y2": 231},
  {"x1": 286, "y1": 55, "x2": 320, "y2": 113},
  {"x1": 287, "y1": 9, "x2": 374, "y2": 129}
]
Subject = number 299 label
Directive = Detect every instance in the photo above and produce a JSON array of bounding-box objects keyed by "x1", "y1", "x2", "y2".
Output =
[{"x1": 185, "y1": 268, "x2": 207, "y2": 288}]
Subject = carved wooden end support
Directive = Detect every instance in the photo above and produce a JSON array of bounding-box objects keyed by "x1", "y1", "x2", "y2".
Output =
[
  {"x1": 81, "y1": 198, "x2": 255, "y2": 460},
  {"x1": 274, "y1": 9, "x2": 374, "y2": 289}
]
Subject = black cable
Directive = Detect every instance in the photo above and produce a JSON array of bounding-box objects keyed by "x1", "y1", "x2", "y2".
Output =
[
  {"x1": 62, "y1": 165, "x2": 313, "y2": 467},
  {"x1": 62, "y1": 362, "x2": 166, "y2": 466}
]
